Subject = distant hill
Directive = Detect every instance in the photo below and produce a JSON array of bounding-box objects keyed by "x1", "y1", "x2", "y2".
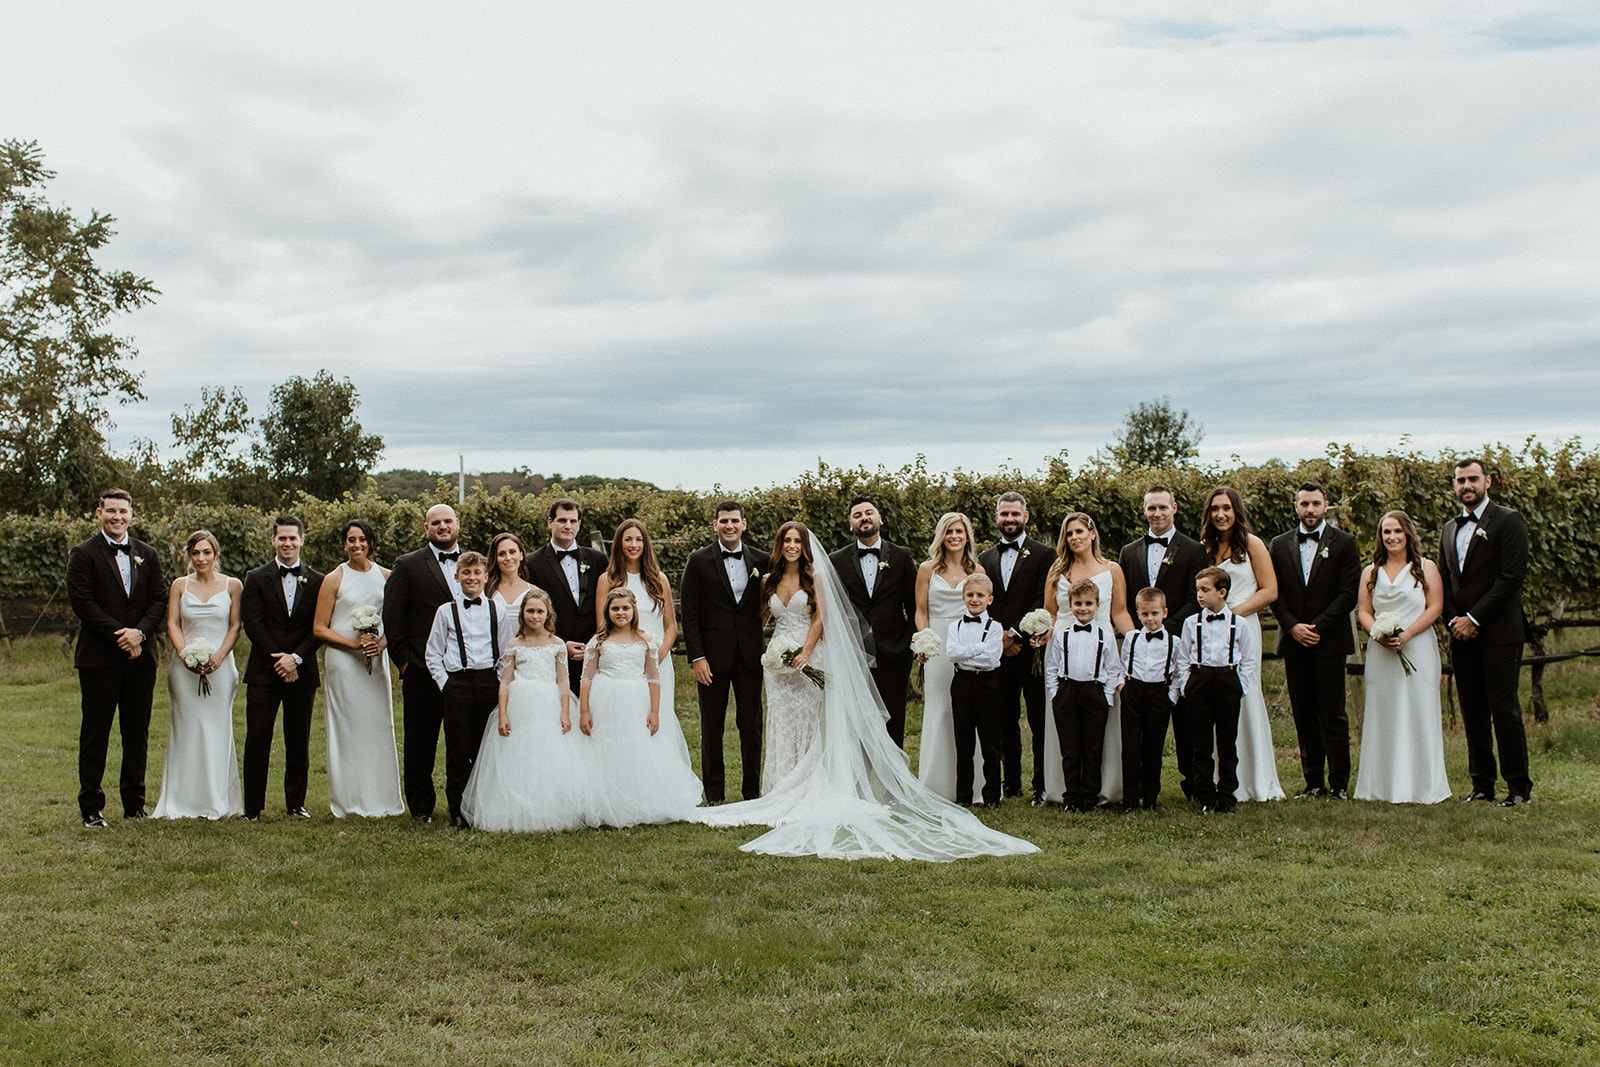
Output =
[{"x1": 371, "y1": 468, "x2": 659, "y2": 501}]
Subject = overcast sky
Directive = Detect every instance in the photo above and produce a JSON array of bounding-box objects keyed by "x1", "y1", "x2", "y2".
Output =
[{"x1": 5, "y1": 2, "x2": 1598, "y2": 489}]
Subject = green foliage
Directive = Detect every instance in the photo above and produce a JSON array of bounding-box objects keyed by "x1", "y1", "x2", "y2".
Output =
[
  {"x1": 255, "y1": 371, "x2": 384, "y2": 503},
  {"x1": 1106, "y1": 396, "x2": 1203, "y2": 469},
  {"x1": 0, "y1": 139, "x2": 159, "y2": 514}
]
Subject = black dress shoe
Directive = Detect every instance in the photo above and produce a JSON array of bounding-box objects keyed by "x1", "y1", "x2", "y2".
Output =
[
  {"x1": 124, "y1": 808, "x2": 148, "y2": 819},
  {"x1": 1328, "y1": 788, "x2": 1349, "y2": 801},
  {"x1": 1294, "y1": 786, "x2": 1326, "y2": 799},
  {"x1": 244, "y1": 812, "x2": 260, "y2": 822},
  {"x1": 288, "y1": 806, "x2": 311, "y2": 819},
  {"x1": 450, "y1": 814, "x2": 470, "y2": 830},
  {"x1": 412, "y1": 813, "x2": 433, "y2": 824},
  {"x1": 1029, "y1": 793, "x2": 1045, "y2": 807},
  {"x1": 83, "y1": 813, "x2": 108, "y2": 828},
  {"x1": 1498, "y1": 794, "x2": 1530, "y2": 808},
  {"x1": 1462, "y1": 791, "x2": 1495, "y2": 803}
]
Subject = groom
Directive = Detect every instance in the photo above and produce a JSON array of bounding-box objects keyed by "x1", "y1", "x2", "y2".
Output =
[
  {"x1": 680, "y1": 501, "x2": 769, "y2": 802},
  {"x1": 66, "y1": 488, "x2": 167, "y2": 825},
  {"x1": 829, "y1": 495, "x2": 918, "y2": 748},
  {"x1": 526, "y1": 497, "x2": 606, "y2": 695},
  {"x1": 1269, "y1": 482, "x2": 1360, "y2": 800},
  {"x1": 1441, "y1": 457, "x2": 1532, "y2": 806}
]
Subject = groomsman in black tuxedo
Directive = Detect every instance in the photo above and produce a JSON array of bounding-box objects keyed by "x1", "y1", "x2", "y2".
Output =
[
  {"x1": 976, "y1": 491, "x2": 1056, "y2": 802},
  {"x1": 383, "y1": 503, "x2": 463, "y2": 821},
  {"x1": 1115, "y1": 485, "x2": 1207, "y2": 798},
  {"x1": 1269, "y1": 481, "x2": 1361, "y2": 800},
  {"x1": 240, "y1": 515, "x2": 325, "y2": 820},
  {"x1": 828, "y1": 495, "x2": 918, "y2": 748},
  {"x1": 526, "y1": 497, "x2": 606, "y2": 695},
  {"x1": 66, "y1": 488, "x2": 167, "y2": 825},
  {"x1": 680, "y1": 501, "x2": 769, "y2": 801},
  {"x1": 1440, "y1": 458, "x2": 1532, "y2": 806}
]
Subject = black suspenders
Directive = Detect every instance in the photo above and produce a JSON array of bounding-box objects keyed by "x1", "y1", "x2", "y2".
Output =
[
  {"x1": 448, "y1": 600, "x2": 501, "y2": 670},
  {"x1": 1063, "y1": 626, "x2": 1105, "y2": 682}
]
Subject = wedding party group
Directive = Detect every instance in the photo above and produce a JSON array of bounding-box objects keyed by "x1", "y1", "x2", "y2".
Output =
[{"x1": 65, "y1": 456, "x2": 1531, "y2": 861}]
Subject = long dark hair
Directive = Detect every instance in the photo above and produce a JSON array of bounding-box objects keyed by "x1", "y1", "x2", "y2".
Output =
[
  {"x1": 1201, "y1": 486, "x2": 1252, "y2": 564},
  {"x1": 604, "y1": 519, "x2": 670, "y2": 614},
  {"x1": 485, "y1": 532, "x2": 529, "y2": 596},
  {"x1": 1367, "y1": 510, "x2": 1428, "y2": 595},
  {"x1": 761, "y1": 521, "x2": 817, "y2": 622}
]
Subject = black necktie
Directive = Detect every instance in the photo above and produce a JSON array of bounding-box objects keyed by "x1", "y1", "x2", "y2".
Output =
[
  {"x1": 857, "y1": 546, "x2": 880, "y2": 558},
  {"x1": 555, "y1": 549, "x2": 578, "y2": 561},
  {"x1": 1208, "y1": 612, "x2": 1226, "y2": 622},
  {"x1": 1144, "y1": 630, "x2": 1164, "y2": 642},
  {"x1": 463, "y1": 596, "x2": 482, "y2": 608},
  {"x1": 1298, "y1": 529, "x2": 1321, "y2": 544},
  {"x1": 1458, "y1": 513, "x2": 1478, "y2": 525},
  {"x1": 109, "y1": 542, "x2": 132, "y2": 554},
  {"x1": 721, "y1": 549, "x2": 743, "y2": 561},
  {"x1": 437, "y1": 550, "x2": 460, "y2": 563},
  {"x1": 1144, "y1": 534, "x2": 1170, "y2": 547},
  {"x1": 1073, "y1": 623, "x2": 1092, "y2": 632},
  {"x1": 279, "y1": 565, "x2": 302, "y2": 578},
  {"x1": 998, "y1": 542, "x2": 1022, "y2": 554}
]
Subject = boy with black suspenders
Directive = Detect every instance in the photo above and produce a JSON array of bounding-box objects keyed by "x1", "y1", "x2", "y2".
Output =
[
  {"x1": 1045, "y1": 577, "x2": 1125, "y2": 813},
  {"x1": 1175, "y1": 566, "x2": 1259, "y2": 813},
  {"x1": 945, "y1": 574, "x2": 1006, "y2": 808},
  {"x1": 1120, "y1": 587, "x2": 1180, "y2": 813}
]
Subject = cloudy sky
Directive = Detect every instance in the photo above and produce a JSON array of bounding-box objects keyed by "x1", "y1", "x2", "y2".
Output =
[{"x1": 5, "y1": 2, "x2": 1598, "y2": 488}]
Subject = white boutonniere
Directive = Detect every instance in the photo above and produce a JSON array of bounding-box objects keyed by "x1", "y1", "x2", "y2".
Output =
[
  {"x1": 750, "y1": 566, "x2": 760, "y2": 578},
  {"x1": 579, "y1": 562, "x2": 591, "y2": 574},
  {"x1": 1474, "y1": 527, "x2": 1488, "y2": 540},
  {"x1": 1161, "y1": 553, "x2": 1175, "y2": 568},
  {"x1": 297, "y1": 575, "x2": 307, "y2": 585},
  {"x1": 1319, "y1": 546, "x2": 1329, "y2": 559},
  {"x1": 1019, "y1": 548, "x2": 1031, "y2": 561},
  {"x1": 132, "y1": 554, "x2": 144, "y2": 567}
]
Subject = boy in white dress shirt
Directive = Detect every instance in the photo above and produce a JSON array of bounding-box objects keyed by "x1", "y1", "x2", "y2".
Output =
[
  {"x1": 425, "y1": 552, "x2": 514, "y2": 829},
  {"x1": 946, "y1": 575, "x2": 1006, "y2": 807},
  {"x1": 1045, "y1": 578, "x2": 1125, "y2": 813},
  {"x1": 1119, "y1": 588, "x2": 1180, "y2": 813},
  {"x1": 1174, "y1": 567, "x2": 1259, "y2": 814}
]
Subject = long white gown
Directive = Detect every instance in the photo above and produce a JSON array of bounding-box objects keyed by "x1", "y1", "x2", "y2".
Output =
[
  {"x1": 696, "y1": 534, "x2": 1037, "y2": 862},
  {"x1": 1216, "y1": 556, "x2": 1286, "y2": 801},
  {"x1": 153, "y1": 583, "x2": 243, "y2": 819},
  {"x1": 625, "y1": 572, "x2": 676, "y2": 725},
  {"x1": 322, "y1": 562, "x2": 405, "y2": 817},
  {"x1": 1042, "y1": 570, "x2": 1123, "y2": 805},
  {"x1": 462, "y1": 642, "x2": 602, "y2": 830},
  {"x1": 763, "y1": 590, "x2": 823, "y2": 790},
  {"x1": 584, "y1": 636, "x2": 703, "y2": 826},
  {"x1": 917, "y1": 572, "x2": 986, "y2": 801},
  {"x1": 1353, "y1": 567, "x2": 1451, "y2": 803}
]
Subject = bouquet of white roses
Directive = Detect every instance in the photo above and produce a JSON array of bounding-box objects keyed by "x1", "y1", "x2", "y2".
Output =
[
  {"x1": 761, "y1": 634, "x2": 825, "y2": 689},
  {"x1": 1370, "y1": 611, "x2": 1415, "y2": 675},
  {"x1": 350, "y1": 605, "x2": 383, "y2": 674},
  {"x1": 180, "y1": 638, "x2": 218, "y2": 697},
  {"x1": 910, "y1": 628, "x2": 942, "y2": 659},
  {"x1": 1018, "y1": 609, "x2": 1053, "y2": 638}
]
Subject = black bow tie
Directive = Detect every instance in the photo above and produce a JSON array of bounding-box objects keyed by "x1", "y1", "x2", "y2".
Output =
[
  {"x1": 962, "y1": 615, "x2": 983, "y2": 624},
  {"x1": 1458, "y1": 513, "x2": 1478, "y2": 525},
  {"x1": 554, "y1": 548, "x2": 578, "y2": 561},
  {"x1": 462, "y1": 596, "x2": 482, "y2": 608},
  {"x1": 437, "y1": 550, "x2": 460, "y2": 562},
  {"x1": 857, "y1": 546, "x2": 880, "y2": 557},
  {"x1": 998, "y1": 542, "x2": 1023, "y2": 553},
  {"x1": 1144, "y1": 630, "x2": 1165, "y2": 642},
  {"x1": 109, "y1": 542, "x2": 131, "y2": 554},
  {"x1": 279, "y1": 565, "x2": 302, "y2": 577},
  {"x1": 1298, "y1": 529, "x2": 1321, "y2": 543},
  {"x1": 1073, "y1": 623, "x2": 1093, "y2": 632},
  {"x1": 721, "y1": 549, "x2": 743, "y2": 561},
  {"x1": 1144, "y1": 534, "x2": 1170, "y2": 547},
  {"x1": 1207, "y1": 612, "x2": 1226, "y2": 622}
]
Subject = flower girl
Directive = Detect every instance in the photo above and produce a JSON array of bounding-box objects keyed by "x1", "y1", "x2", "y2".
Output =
[
  {"x1": 461, "y1": 589, "x2": 598, "y2": 832},
  {"x1": 582, "y1": 588, "x2": 703, "y2": 826}
]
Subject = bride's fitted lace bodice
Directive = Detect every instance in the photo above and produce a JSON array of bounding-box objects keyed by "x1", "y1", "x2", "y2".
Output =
[
  {"x1": 770, "y1": 589, "x2": 814, "y2": 642},
  {"x1": 762, "y1": 588, "x2": 824, "y2": 792},
  {"x1": 1372, "y1": 566, "x2": 1427, "y2": 627},
  {"x1": 582, "y1": 637, "x2": 660, "y2": 685},
  {"x1": 1052, "y1": 569, "x2": 1112, "y2": 631}
]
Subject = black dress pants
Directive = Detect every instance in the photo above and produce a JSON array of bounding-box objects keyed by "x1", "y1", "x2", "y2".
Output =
[
  {"x1": 442, "y1": 668, "x2": 498, "y2": 820},
  {"x1": 698, "y1": 658, "x2": 764, "y2": 801},
  {"x1": 77, "y1": 657, "x2": 157, "y2": 818},
  {"x1": 1186, "y1": 666, "x2": 1242, "y2": 804},
  {"x1": 996, "y1": 650, "x2": 1046, "y2": 797},
  {"x1": 1451, "y1": 637, "x2": 1532, "y2": 798},
  {"x1": 1284, "y1": 652, "x2": 1351, "y2": 791},
  {"x1": 871, "y1": 652, "x2": 914, "y2": 749},
  {"x1": 1052, "y1": 679, "x2": 1109, "y2": 810},
  {"x1": 952, "y1": 669, "x2": 1003, "y2": 805},
  {"x1": 243, "y1": 681, "x2": 315, "y2": 815},
  {"x1": 1120, "y1": 679, "x2": 1173, "y2": 809},
  {"x1": 401, "y1": 666, "x2": 446, "y2": 817}
]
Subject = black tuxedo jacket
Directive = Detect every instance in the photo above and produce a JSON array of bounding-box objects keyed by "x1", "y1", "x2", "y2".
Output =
[
  {"x1": 1440, "y1": 500, "x2": 1528, "y2": 647},
  {"x1": 241, "y1": 561, "x2": 324, "y2": 688},
  {"x1": 680, "y1": 543, "x2": 770, "y2": 673},
  {"x1": 977, "y1": 537, "x2": 1056, "y2": 631},
  {"x1": 1116, "y1": 530, "x2": 1206, "y2": 636},
  {"x1": 382, "y1": 546, "x2": 458, "y2": 676},
  {"x1": 67, "y1": 534, "x2": 168, "y2": 669},
  {"x1": 1269, "y1": 525, "x2": 1361, "y2": 657},
  {"x1": 526, "y1": 543, "x2": 607, "y2": 648},
  {"x1": 828, "y1": 540, "x2": 918, "y2": 660}
]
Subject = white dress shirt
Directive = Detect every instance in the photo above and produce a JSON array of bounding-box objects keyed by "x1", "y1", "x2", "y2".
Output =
[
  {"x1": 434, "y1": 546, "x2": 461, "y2": 591},
  {"x1": 278, "y1": 557, "x2": 303, "y2": 613},
  {"x1": 1297, "y1": 521, "x2": 1326, "y2": 582},
  {"x1": 1044, "y1": 619, "x2": 1124, "y2": 703},
  {"x1": 1144, "y1": 529, "x2": 1174, "y2": 587},
  {"x1": 425, "y1": 595, "x2": 514, "y2": 689},
  {"x1": 721, "y1": 542, "x2": 750, "y2": 601},
  {"x1": 996, "y1": 538, "x2": 1025, "y2": 590},
  {"x1": 1455, "y1": 501, "x2": 1488, "y2": 572},
  {"x1": 1123, "y1": 627, "x2": 1180, "y2": 704},
  {"x1": 856, "y1": 538, "x2": 881, "y2": 595},
  {"x1": 1175, "y1": 607, "x2": 1259, "y2": 697},
  {"x1": 946, "y1": 611, "x2": 1004, "y2": 672},
  {"x1": 104, "y1": 533, "x2": 133, "y2": 594},
  {"x1": 549, "y1": 541, "x2": 581, "y2": 601}
]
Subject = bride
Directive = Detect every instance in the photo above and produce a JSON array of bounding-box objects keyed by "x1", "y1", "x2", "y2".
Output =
[{"x1": 695, "y1": 525, "x2": 1038, "y2": 862}]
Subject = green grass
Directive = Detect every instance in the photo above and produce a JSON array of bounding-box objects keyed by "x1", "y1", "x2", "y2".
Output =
[{"x1": 3, "y1": 635, "x2": 1599, "y2": 1065}]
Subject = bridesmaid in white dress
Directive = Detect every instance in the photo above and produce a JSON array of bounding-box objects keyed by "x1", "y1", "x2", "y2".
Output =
[
  {"x1": 581, "y1": 588, "x2": 703, "y2": 826},
  {"x1": 595, "y1": 519, "x2": 678, "y2": 729},
  {"x1": 1039, "y1": 513, "x2": 1133, "y2": 806},
  {"x1": 486, "y1": 532, "x2": 533, "y2": 617},
  {"x1": 153, "y1": 530, "x2": 244, "y2": 820},
  {"x1": 311, "y1": 519, "x2": 404, "y2": 818},
  {"x1": 1353, "y1": 511, "x2": 1451, "y2": 803},
  {"x1": 1200, "y1": 487, "x2": 1286, "y2": 802},
  {"x1": 915, "y1": 512, "x2": 986, "y2": 801},
  {"x1": 759, "y1": 522, "x2": 825, "y2": 790}
]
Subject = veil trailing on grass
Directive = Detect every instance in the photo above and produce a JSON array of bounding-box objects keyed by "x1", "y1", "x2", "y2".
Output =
[{"x1": 694, "y1": 533, "x2": 1039, "y2": 861}]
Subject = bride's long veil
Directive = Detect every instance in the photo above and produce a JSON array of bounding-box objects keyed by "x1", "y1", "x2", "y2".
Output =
[{"x1": 695, "y1": 533, "x2": 1038, "y2": 861}]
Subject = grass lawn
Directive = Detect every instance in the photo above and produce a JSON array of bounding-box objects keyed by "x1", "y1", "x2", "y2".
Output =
[{"x1": 3, "y1": 634, "x2": 1599, "y2": 1065}]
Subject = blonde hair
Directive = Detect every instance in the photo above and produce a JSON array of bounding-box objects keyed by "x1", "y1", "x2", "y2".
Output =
[
  {"x1": 964, "y1": 573, "x2": 994, "y2": 595},
  {"x1": 1047, "y1": 512, "x2": 1106, "y2": 587},
  {"x1": 926, "y1": 512, "x2": 981, "y2": 576}
]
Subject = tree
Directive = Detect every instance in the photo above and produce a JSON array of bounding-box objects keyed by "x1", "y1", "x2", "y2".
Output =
[
  {"x1": 1107, "y1": 397, "x2": 1204, "y2": 469},
  {"x1": 0, "y1": 139, "x2": 158, "y2": 512},
  {"x1": 255, "y1": 371, "x2": 384, "y2": 501},
  {"x1": 167, "y1": 386, "x2": 270, "y2": 504}
]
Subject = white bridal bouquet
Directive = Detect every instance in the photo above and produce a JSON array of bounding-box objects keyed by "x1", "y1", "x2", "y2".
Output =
[
  {"x1": 910, "y1": 628, "x2": 942, "y2": 658},
  {"x1": 1018, "y1": 609, "x2": 1054, "y2": 638},
  {"x1": 180, "y1": 638, "x2": 218, "y2": 697},
  {"x1": 350, "y1": 605, "x2": 383, "y2": 674},
  {"x1": 1369, "y1": 611, "x2": 1416, "y2": 675},
  {"x1": 761, "y1": 634, "x2": 826, "y2": 689}
]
